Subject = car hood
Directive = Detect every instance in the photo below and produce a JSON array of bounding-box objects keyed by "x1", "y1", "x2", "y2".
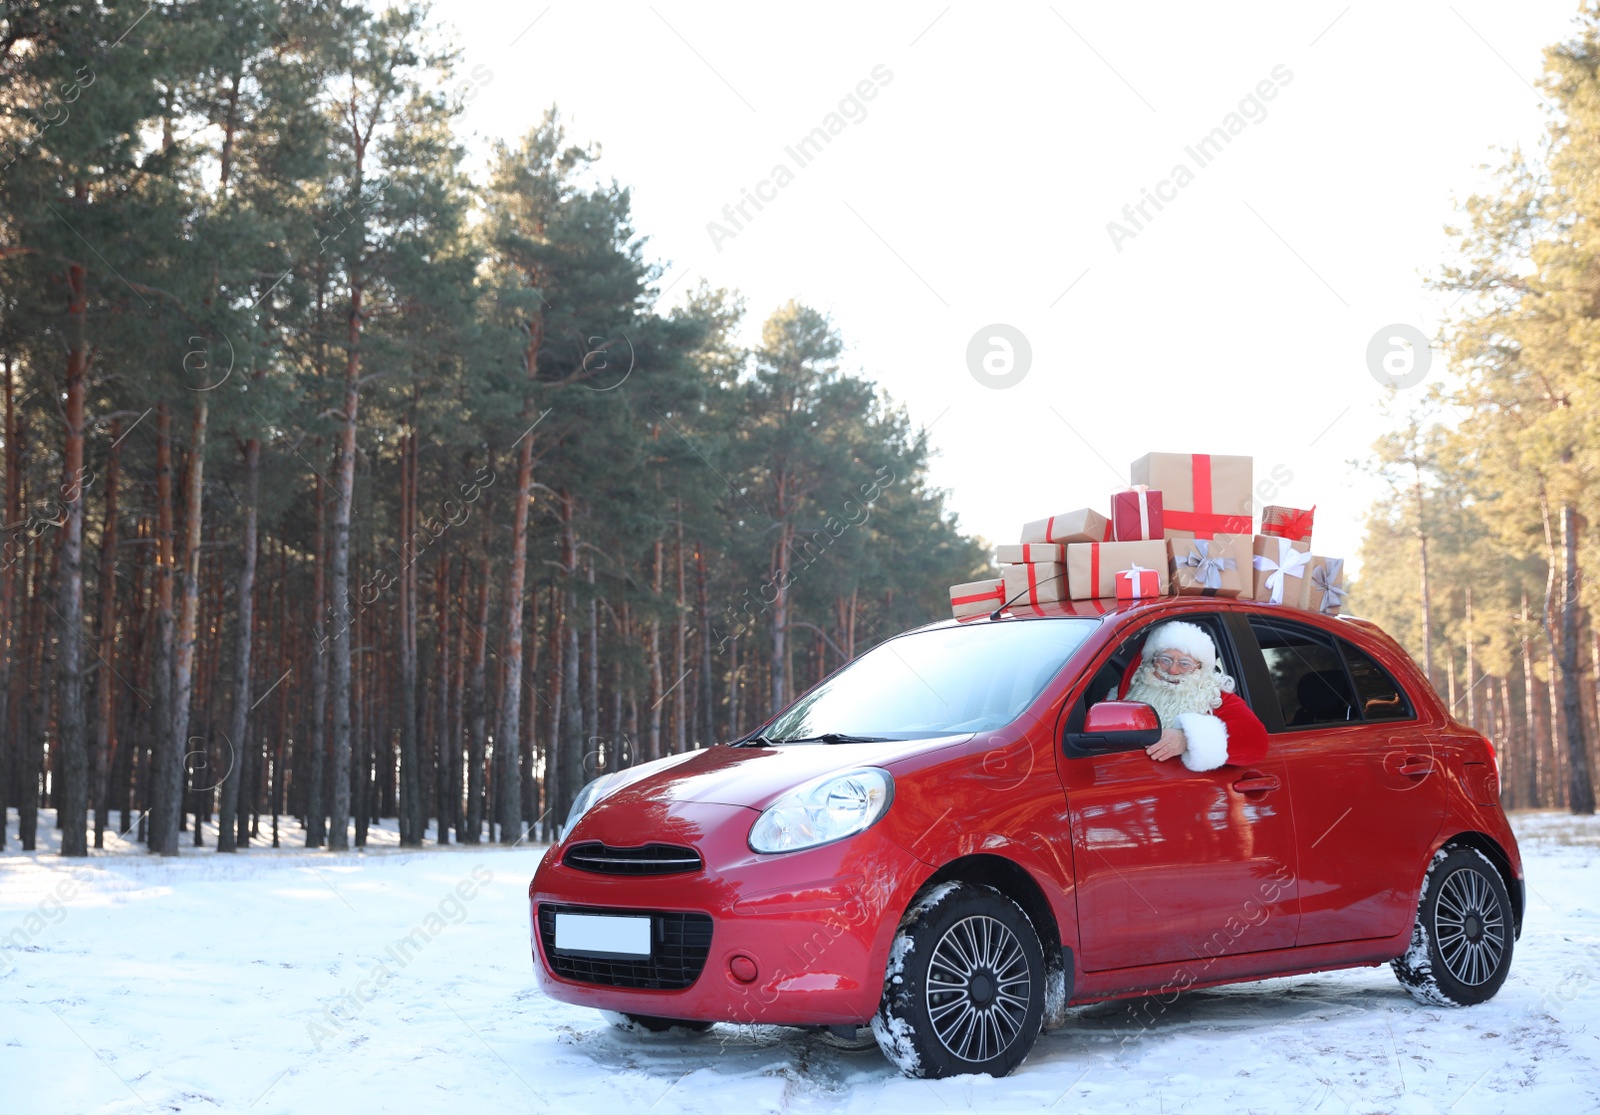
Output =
[{"x1": 593, "y1": 735, "x2": 975, "y2": 814}]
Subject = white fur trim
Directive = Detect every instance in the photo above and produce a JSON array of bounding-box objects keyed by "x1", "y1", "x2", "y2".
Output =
[
  {"x1": 1143, "y1": 621, "x2": 1217, "y2": 669},
  {"x1": 1176, "y1": 711, "x2": 1229, "y2": 772}
]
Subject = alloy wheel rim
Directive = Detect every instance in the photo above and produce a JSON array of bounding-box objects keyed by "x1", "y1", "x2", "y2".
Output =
[
  {"x1": 925, "y1": 914, "x2": 1032, "y2": 1063},
  {"x1": 1434, "y1": 866, "x2": 1506, "y2": 987}
]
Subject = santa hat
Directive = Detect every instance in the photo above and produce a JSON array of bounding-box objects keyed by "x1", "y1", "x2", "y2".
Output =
[
  {"x1": 1142, "y1": 621, "x2": 1217, "y2": 669},
  {"x1": 1117, "y1": 620, "x2": 1237, "y2": 698}
]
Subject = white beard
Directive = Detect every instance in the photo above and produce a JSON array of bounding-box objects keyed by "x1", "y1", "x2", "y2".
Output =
[{"x1": 1123, "y1": 664, "x2": 1224, "y2": 727}]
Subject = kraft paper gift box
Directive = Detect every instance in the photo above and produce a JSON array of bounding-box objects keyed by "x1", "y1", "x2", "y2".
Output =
[
  {"x1": 1129, "y1": 452, "x2": 1253, "y2": 542},
  {"x1": 1001, "y1": 561, "x2": 1068, "y2": 606},
  {"x1": 995, "y1": 542, "x2": 1065, "y2": 564},
  {"x1": 950, "y1": 578, "x2": 1005, "y2": 618},
  {"x1": 1110, "y1": 487, "x2": 1164, "y2": 541},
  {"x1": 1250, "y1": 534, "x2": 1313, "y2": 607},
  {"x1": 1065, "y1": 540, "x2": 1169, "y2": 600},
  {"x1": 1020, "y1": 508, "x2": 1112, "y2": 546},
  {"x1": 1114, "y1": 564, "x2": 1162, "y2": 601},
  {"x1": 1261, "y1": 504, "x2": 1315, "y2": 546},
  {"x1": 1170, "y1": 534, "x2": 1252, "y2": 598},
  {"x1": 1303, "y1": 556, "x2": 1347, "y2": 616}
]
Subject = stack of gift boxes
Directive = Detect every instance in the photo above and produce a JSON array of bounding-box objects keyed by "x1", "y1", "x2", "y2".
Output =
[{"x1": 949, "y1": 452, "x2": 1348, "y2": 619}]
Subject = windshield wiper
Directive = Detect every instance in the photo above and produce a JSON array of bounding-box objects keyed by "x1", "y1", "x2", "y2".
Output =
[
  {"x1": 770, "y1": 732, "x2": 892, "y2": 745},
  {"x1": 732, "y1": 733, "x2": 778, "y2": 748}
]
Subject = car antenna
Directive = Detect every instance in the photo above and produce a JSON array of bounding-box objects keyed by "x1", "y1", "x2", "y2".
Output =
[{"x1": 990, "y1": 569, "x2": 1066, "y2": 621}]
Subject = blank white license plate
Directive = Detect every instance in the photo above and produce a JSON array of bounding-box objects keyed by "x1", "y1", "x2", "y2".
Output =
[{"x1": 554, "y1": 912, "x2": 652, "y2": 956}]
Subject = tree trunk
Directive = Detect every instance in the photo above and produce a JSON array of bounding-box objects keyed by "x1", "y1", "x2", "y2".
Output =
[
  {"x1": 1557, "y1": 504, "x2": 1595, "y2": 814},
  {"x1": 92, "y1": 420, "x2": 122, "y2": 848},
  {"x1": 0, "y1": 356, "x2": 17, "y2": 851},
  {"x1": 328, "y1": 277, "x2": 363, "y2": 852},
  {"x1": 1413, "y1": 468, "x2": 1436, "y2": 694},
  {"x1": 164, "y1": 399, "x2": 208, "y2": 855},
  {"x1": 673, "y1": 508, "x2": 687, "y2": 756},
  {"x1": 771, "y1": 522, "x2": 792, "y2": 714},
  {"x1": 452, "y1": 556, "x2": 467, "y2": 838},
  {"x1": 1520, "y1": 594, "x2": 1542, "y2": 808},
  {"x1": 434, "y1": 553, "x2": 452, "y2": 842},
  {"x1": 24, "y1": 537, "x2": 55, "y2": 850},
  {"x1": 494, "y1": 456, "x2": 531, "y2": 845},
  {"x1": 696, "y1": 543, "x2": 714, "y2": 746},
  {"x1": 648, "y1": 532, "x2": 664, "y2": 762},
  {"x1": 148, "y1": 405, "x2": 178, "y2": 853},
  {"x1": 55, "y1": 263, "x2": 91, "y2": 857},
  {"x1": 466, "y1": 541, "x2": 490, "y2": 843},
  {"x1": 218, "y1": 433, "x2": 260, "y2": 852},
  {"x1": 306, "y1": 462, "x2": 328, "y2": 847},
  {"x1": 561, "y1": 581, "x2": 582, "y2": 830},
  {"x1": 398, "y1": 427, "x2": 422, "y2": 845}
]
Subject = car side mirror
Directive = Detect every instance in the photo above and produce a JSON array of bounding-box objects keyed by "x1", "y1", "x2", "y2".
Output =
[{"x1": 1065, "y1": 701, "x2": 1163, "y2": 758}]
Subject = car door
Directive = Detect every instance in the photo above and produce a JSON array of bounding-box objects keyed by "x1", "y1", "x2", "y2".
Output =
[
  {"x1": 1229, "y1": 613, "x2": 1446, "y2": 947},
  {"x1": 1060, "y1": 610, "x2": 1300, "y2": 973}
]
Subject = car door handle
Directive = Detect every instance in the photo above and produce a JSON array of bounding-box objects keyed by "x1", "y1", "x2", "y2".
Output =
[
  {"x1": 1231, "y1": 774, "x2": 1280, "y2": 794},
  {"x1": 1398, "y1": 756, "x2": 1434, "y2": 778}
]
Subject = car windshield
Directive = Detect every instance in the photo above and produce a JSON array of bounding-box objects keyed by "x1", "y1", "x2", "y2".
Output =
[{"x1": 760, "y1": 619, "x2": 1097, "y2": 741}]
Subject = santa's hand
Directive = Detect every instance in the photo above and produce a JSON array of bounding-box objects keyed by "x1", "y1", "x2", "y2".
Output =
[{"x1": 1146, "y1": 728, "x2": 1187, "y2": 762}]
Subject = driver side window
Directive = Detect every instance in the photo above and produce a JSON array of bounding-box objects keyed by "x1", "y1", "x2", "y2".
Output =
[{"x1": 1074, "y1": 612, "x2": 1247, "y2": 723}]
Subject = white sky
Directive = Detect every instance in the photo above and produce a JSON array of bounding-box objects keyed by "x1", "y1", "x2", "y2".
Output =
[{"x1": 441, "y1": 1, "x2": 1579, "y2": 573}]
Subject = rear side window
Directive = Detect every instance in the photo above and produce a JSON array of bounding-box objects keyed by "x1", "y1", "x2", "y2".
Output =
[
  {"x1": 1248, "y1": 617, "x2": 1358, "y2": 728},
  {"x1": 1342, "y1": 641, "x2": 1414, "y2": 721}
]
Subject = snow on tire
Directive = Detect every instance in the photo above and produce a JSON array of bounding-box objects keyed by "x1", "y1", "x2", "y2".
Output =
[
  {"x1": 1392, "y1": 845, "x2": 1514, "y2": 1007},
  {"x1": 871, "y1": 882, "x2": 1045, "y2": 1079}
]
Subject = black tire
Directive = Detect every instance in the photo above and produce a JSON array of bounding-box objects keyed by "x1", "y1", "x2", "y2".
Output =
[
  {"x1": 1392, "y1": 845, "x2": 1514, "y2": 1007},
  {"x1": 872, "y1": 882, "x2": 1045, "y2": 1079},
  {"x1": 602, "y1": 1010, "x2": 715, "y2": 1035}
]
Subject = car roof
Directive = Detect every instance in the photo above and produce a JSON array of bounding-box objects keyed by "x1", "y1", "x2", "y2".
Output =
[{"x1": 932, "y1": 595, "x2": 1370, "y2": 635}]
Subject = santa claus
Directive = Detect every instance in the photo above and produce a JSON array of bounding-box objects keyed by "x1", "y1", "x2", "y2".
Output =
[{"x1": 1111, "y1": 620, "x2": 1270, "y2": 771}]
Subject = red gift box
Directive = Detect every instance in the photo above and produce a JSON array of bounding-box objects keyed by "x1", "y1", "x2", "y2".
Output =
[
  {"x1": 1115, "y1": 564, "x2": 1162, "y2": 600},
  {"x1": 1261, "y1": 504, "x2": 1315, "y2": 544},
  {"x1": 1111, "y1": 487, "x2": 1164, "y2": 541}
]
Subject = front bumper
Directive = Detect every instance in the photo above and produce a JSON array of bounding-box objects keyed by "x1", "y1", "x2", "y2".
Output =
[{"x1": 528, "y1": 801, "x2": 930, "y2": 1026}]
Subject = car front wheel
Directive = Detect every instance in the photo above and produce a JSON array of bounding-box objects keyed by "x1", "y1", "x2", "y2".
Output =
[
  {"x1": 1392, "y1": 845, "x2": 1514, "y2": 1007},
  {"x1": 872, "y1": 882, "x2": 1045, "y2": 1079}
]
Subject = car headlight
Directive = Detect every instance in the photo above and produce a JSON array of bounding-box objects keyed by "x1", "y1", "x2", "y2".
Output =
[
  {"x1": 563, "y1": 774, "x2": 614, "y2": 839},
  {"x1": 748, "y1": 767, "x2": 894, "y2": 854}
]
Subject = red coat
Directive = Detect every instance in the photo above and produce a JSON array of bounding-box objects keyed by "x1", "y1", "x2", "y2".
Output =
[{"x1": 1117, "y1": 660, "x2": 1270, "y2": 772}]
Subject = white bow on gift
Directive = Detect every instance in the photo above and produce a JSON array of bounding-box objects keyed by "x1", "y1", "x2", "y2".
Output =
[
  {"x1": 1250, "y1": 538, "x2": 1313, "y2": 604},
  {"x1": 1116, "y1": 563, "x2": 1156, "y2": 598}
]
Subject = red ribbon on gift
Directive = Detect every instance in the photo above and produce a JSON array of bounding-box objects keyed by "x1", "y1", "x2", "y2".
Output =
[
  {"x1": 1264, "y1": 504, "x2": 1316, "y2": 542},
  {"x1": 1162, "y1": 453, "x2": 1253, "y2": 539},
  {"x1": 951, "y1": 584, "x2": 1005, "y2": 607}
]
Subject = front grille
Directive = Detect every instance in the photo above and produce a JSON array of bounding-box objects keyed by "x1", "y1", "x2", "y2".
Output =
[
  {"x1": 538, "y1": 904, "x2": 713, "y2": 990},
  {"x1": 562, "y1": 842, "x2": 703, "y2": 876}
]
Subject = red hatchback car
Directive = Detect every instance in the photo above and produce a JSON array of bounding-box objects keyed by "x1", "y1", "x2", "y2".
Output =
[{"x1": 527, "y1": 597, "x2": 1523, "y2": 1079}]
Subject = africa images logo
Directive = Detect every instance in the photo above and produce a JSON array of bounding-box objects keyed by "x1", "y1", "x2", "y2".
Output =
[
  {"x1": 1107, "y1": 64, "x2": 1293, "y2": 252},
  {"x1": 706, "y1": 64, "x2": 894, "y2": 252}
]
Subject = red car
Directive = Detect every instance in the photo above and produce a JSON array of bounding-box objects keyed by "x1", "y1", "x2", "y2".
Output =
[{"x1": 527, "y1": 597, "x2": 1522, "y2": 1079}]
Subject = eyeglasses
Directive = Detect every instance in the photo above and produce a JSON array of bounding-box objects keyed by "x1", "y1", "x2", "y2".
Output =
[{"x1": 1151, "y1": 654, "x2": 1203, "y2": 675}]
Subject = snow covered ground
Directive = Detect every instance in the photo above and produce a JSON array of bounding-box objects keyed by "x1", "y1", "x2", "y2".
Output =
[{"x1": 2, "y1": 809, "x2": 1596, "y2": 1114}]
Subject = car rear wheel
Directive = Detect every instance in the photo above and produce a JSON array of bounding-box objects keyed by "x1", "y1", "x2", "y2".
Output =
[
  {"x1": 602, "y1": 1010, "x2": 715, "y2": 1035},
  {"x1": 872, "y1": 882, "x2": 1045, "y2": 1079},
  {"x1": 1392, "y1": 845, "x2": 1514, "y2": 1007}
]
